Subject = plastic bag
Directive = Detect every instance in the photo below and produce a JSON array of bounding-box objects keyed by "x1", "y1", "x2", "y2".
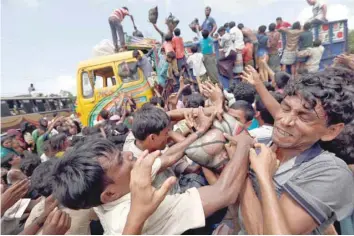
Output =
[
  {"x1": 148, "y1": 6, "x2": 158, "y2": 24},
  {"x1": 92, "y1": 39, "x2": 115, "y2": 57},
  {"x1": 189, "y1": 18, "x2": 199, "y2": 33},
  {"x1": 132, "y1": 29, "x2": 144, "y2": 38},
  {"x1": 166, "y1": 13, "x2": 179, "y2": 30}
]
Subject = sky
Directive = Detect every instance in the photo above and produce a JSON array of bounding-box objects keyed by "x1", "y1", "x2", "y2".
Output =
[{"x1": 1, "y1": 0, "x2": 354, "y2": 96}]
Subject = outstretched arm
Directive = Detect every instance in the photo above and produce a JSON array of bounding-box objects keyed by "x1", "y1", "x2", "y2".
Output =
[{"x1": 152, "y1": 24, "x2": 164, "y2": 38}]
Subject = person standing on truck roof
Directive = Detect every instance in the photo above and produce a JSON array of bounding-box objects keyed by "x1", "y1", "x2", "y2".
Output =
[
  {"x1": 306, "y1": 0, "x2": 328, "y2": 25},
  {"x1": 109, "y1": 7, "x2": 137, "y2": 53},
  {"x1": 28, "y1": 84, "x2": 35, "y2": 94},
  {"x1": 199, "y1": 6, "x2": 217, "y2": 37}
]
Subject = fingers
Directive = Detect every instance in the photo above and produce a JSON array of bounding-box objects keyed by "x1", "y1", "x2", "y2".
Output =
[
  {"x1": 254, "y1": 143, "x2": 267, "y2": 152},
  {"x1": 64, "y1": 213, "x2": 71, "y2": 231},
  {"x1": 144, "y1": 151, "x2": 161, "y2": 167},
  {"x1": 136, "y1": 150, "x2": 149, "y2": 166},
  {"x1": 209, "y1": 111, "x2": 217, "y2": 122},
  {"x1": 12, "y1": 179, "x2": 30, "y2": 197},
  {"x1": 51, "y1": 207, "x2": 61, "y2": 223},
  {"x1": 155, "y1": 176, "x2": 176, "y2": 202},
  {"x1": 249, "y1": 148, "x2": 257, "y2": 163},
  {"x1": 223, "y1": 133, "x2": 236, "y2": 144}
]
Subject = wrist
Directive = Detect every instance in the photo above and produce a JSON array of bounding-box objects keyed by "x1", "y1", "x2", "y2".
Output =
[{"x1": 255, "y1": 171, "x2": 273, "y2": 184}]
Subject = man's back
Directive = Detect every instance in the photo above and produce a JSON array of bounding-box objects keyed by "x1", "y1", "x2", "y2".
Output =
[
  {"x1": 172, "y1": 36, "x2": 185, "y2": 59},
  {"x1": 305, "y1": 46, "x2": 324, "y2": 72},
  {"x1": 230, "y1": 27, "x2": 244, "y2": 50}
]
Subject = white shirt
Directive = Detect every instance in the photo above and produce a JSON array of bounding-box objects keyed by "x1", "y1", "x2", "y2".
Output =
[
  {"x1": 187, "y1": 52, "x2": 207, "y2": 77},
  {"x1": 312, "y1": 1, "x2": 325, "y2": 20},
  {"x1": 249, "y1": 125, "x2": 274, "y2": 144},
  {"x1": 298, "y1": 45, "x2": 325, "y2": 73},
  {"x1": 93, "y1": 157, "x2": 205, "y2": 235},
  {"x1": 230, "y1": 26, "x2": 245, "y2": 51},
  {"x1": 219, "y1": 33, "x2": 235, "y2": 57}
]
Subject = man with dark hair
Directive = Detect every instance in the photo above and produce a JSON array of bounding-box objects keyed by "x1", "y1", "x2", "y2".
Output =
[
  {"x1": 229, "y1": 81, "x2": 256, "y2": 104},
  {"x1": 307, "y1": 0, "x2": 328, "y2": 25},
  {"x1": 250, "y1": 92, "x2": 284, "y2": 144},
  {"x1": 274, "y1": 71, "x2": 291, "y2": 93},
  {"x1": 297, "y1": 39, "x2": 324, "y2": 73},
  {"x1": 108, "y1": 6, "x2": 136, "y2": 52},
  {"x1": 229, "y1": 21, "x2": 245, "y2": 75},
  {"x1": 229, "y1": 100, "x2": 255, "y2": 128},
  {"x1": 275, "y1": 17, "x2": 291, "y2": 29},
  {"x1": 199, "y1": 6, "x2": 217, "y2": 36},
  {"x1": 279, "y1": 21, "x2": 303, "y2": 75},
  {"x1": 132, "y1": 49, "x2": 153, "y2": 79},
  {"x1": 52, "y1": 104, "x2": 254, "y2": 235},
  {"x1": 296, "y1": 22, "x2": 314, "y2": 73},
  {"x1": 267, "y1": 23, "x2": 281, "y2": 72},
  {"x1": 239, "y1": 65, "x2": 354, "y2": 234},
  {"x1": 172, "y1": 28, "x2": 189, "y2": 78}
]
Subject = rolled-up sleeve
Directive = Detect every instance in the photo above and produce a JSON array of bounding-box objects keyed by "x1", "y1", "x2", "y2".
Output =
[{"x1": 282, "y1": 162, "x2": 354, "y2": 226}]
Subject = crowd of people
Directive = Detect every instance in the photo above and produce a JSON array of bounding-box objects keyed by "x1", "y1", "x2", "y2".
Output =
[{"x1": 1, "y1": 0, "x2": 354, "y2": 235}]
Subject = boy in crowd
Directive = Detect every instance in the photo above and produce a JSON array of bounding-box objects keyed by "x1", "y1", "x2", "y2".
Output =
[
  {"x1": 296, "y1": 22, "x2": 314, "y2": 73},
  {"x1": 242, "y1": 38, "x2": 254, "y2": 68},
  {"x1": 187, "y1": 45, "x2": 208, "y2": 87},
  {"x1": 200, "y1": 30, "x2": 219, "y2": 84},
  {"x1": 297, "y1": 39, "x2": 324, "y2": 73},
  {"x1": 279, "y1": 21, "x2": 302, "y2": 76},
  {"x1": 172, "y1": 28, "x2": 189, "y2": 78},
  {"x1": 267, "y1": 23, "x2": 281, "y2": 72},
  {"x1": 228, "y1": 100, "x2": 255, "y2": 129}
]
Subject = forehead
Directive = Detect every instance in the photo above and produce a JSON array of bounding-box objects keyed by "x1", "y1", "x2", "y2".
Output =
[{"x1": 282, "y1": 95, "x2": 326, "y2": 117}]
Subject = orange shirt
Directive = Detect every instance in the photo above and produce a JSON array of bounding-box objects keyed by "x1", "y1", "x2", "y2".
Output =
[
  {"x1": 172, "y1": 36, "x2": 185, "y2": 59},
  {"x1": 242, "y1": 42, "x2": 254, "y2": 63},
  {"x1": 163, "y1": 41, "x2": 174, "y2": 54}
]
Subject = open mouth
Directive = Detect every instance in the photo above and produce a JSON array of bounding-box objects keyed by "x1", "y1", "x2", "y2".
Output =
[{"x1": 275, "y1": 127, "x2": 293, "y2": 137}]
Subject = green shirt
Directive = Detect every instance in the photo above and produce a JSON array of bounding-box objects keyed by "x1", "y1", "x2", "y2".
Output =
[{"x1": 32, "y1": 129, "x2": 49, "y2": 156}]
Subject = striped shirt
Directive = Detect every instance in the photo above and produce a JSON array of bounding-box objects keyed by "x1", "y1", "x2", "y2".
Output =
[{"x1": 111, "y1": 8, "x2": 129, "y2": 21}]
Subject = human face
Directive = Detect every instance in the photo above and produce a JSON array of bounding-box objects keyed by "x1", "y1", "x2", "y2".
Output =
[
  {"x1": 148, "y1": 127, "x2": 171, "y2": 152},
  {"x1": 205, "y1": 7, "x2": 211, "y2": 17},
  {"x1": 228, "y1": 108, "x2": 247, "y2": 125},
  {"x1": 100, "y1": 151, "x2": 135, "y2": 203},
  {"x1": 276, "y1": 19, "x2": 282, "y2": 25},
  {"x1": 10, "y1": 155, "x2": 22, "y2": 166},
  {"x1": 273, "y1": 95, "x2": 338, "y2": 151},
  {"x1": 2, "y1": 139, "x2": 12, "y2": 148}
]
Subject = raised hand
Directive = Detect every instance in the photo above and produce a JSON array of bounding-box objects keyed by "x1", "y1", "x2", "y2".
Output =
[
  {"x1": 129, "y1": 150, "x2": 176, "y2": 223},
  {"x1": 249, "y1": 143, "x2": 279, "y2": 179},
  {"x1": 241, "y1": 65, "x2": 262, "y2": 86},
  {"x1": 200, "y1": 82, "x2": 224, "y2": 120}
]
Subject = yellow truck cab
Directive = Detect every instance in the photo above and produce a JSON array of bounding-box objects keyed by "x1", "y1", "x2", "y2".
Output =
[{"x1": 76, "y1": 50, "x2": 153, "y2": 126}]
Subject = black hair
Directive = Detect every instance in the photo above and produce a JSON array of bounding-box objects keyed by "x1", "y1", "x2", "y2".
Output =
[
  {"x1": 224, "y1": 23, "x2": 229, "y2": 28},
  {"x1": 264, "y1": 82, "x2": 275, "y2": 91},
  {"x1": 73, "y1": 120, "x2": 82, "y2": 134},
  {"x1": 320, "y1": 120, "x2": 354, "y2": 164},
  {"x1": 20, "y1": 122, "x2": 36, "y2": 134},
  {"x1": 297, "y1": 68, "x2": 309, "y2": 75},
  {"x1": 150, "y1": 96, "x2": 165, "y2": 108},
  {"x1": 185, "y1": 94, "x2": 205, "y2": 108},
  {"x1": 191, "y1": 45, "x2": 198, "y2": 53},
  {"x1": 122, "y1": 6, "x2": 129, "y2": 11},
  {"x1": 100, "y1": 110, "x2": 110, "y2": 120},
  {"x1": 230, "y1": 81, "x2": 256, "y2": 104},
  {"x1": 1, "y1": 135, "x2": 14, "y2": 146},
  {"x1": 229, "y1": 21, "x2": 236, "y2": 28},
  {"x1": 255, "y1": 92, "x2": 284, "y2": 125},
  {"x1": 48, "y1": 133, "x2": 67, "y2": 153},
  {"x1": 244, "y1": 37, "x2": 252, "y2": 44},
  {"x1": 52, "y1": 139, "x2": 118, "y2": 209},
  {"x1": 166, "y1": 51, "x2": 176, "y2": 60},
  {"x1": 258, "y1": 25, "x2": 267, "y2": 34},
  {"x1": 237, "y1": 23, "x2": 244, "y2": 30},
  {"x1": 132, "y1": 49, "x2": 140, "y2": 58},
  {"x1": 174, "y1": 28, "x2": 181, "y2": 36},
  {"x1": 292, "y1": 21, "x2": 301, "y2": 30},
  {"x1": 217, "y1": 26, "x2": 226, "y2": 34},
  {"x1": 276, "y1": 17, "x2": 282, "y2": 21},
  {"x1": 20, "y1": 152, "x2": 41, "y2": 177},
  {"x1": 132, "y1": 106, "x2": 170, "y2": 141},
  {"x1": 313, "y1": 39, "x2": 322, "y2": 47},
  {"x1": 284, "y1": 67, "x2": 354, "y2": 126},
  {"x1": 1, "y1": 153, "x2": 17, "y2": 170},
  {"x1": 274, "y1": 71, "x2": 291, "y2": 89},
  {"x1": 115, "y1": 123, "x2": 129, "y2": 135},
  {"x1": 165, "y1": 33, "x2": 173, "y2": 42},
  {"x1": 303, "y1": 22, "x2": 312, "y2": 31},
  {"x1": 29, "y1": 159, "x2": 58, "y2": 197},
  {"x1": 269, "y1": 23, "x2": 276, "y2": 32},
  {"x1": 181, "y1": 86, "x2": 192, "y2": 97},
  {"x1": 202, "y1": 29, "x2": 210, "y2": 39},
  {"x1": 230, "y1": 100, "x2": 255, "y2": 123}
]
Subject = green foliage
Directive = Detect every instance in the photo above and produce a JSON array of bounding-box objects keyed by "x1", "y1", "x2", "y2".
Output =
[{"x1": 349, "y1": 30, "x2": 354, "y2": 53}]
